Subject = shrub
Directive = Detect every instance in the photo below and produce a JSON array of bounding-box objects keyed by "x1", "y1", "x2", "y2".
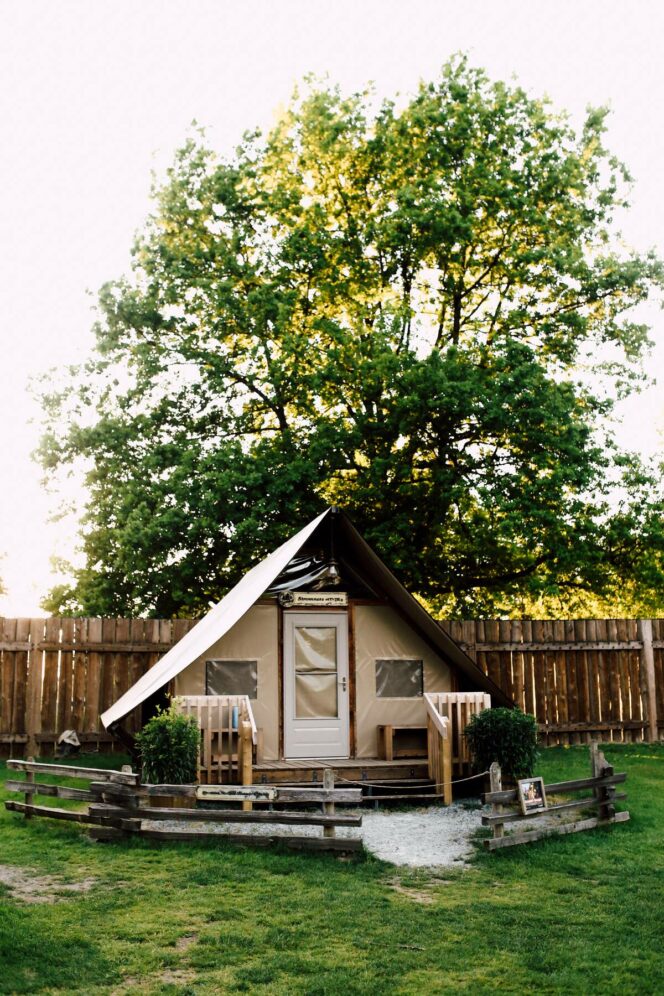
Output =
[
  {"x1": 464, "y1": 707, "x2": 539, "y2": 780},
  {"x1": 135, "y1": 702, "x2": 200, "y2": 784}
]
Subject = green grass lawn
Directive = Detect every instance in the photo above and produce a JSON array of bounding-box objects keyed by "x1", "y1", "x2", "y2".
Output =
[{"x1": 0, "y1": 743, "x2": 662, "y2": 995}]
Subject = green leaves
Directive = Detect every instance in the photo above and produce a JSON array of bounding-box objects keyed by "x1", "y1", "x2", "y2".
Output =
[
  {"x1": 465, "y1": 707, "x2": 540, "y2": 779},
  {"x1": 135, "y1": 704, "x2": 200, "y2": 785},
  {"x1": 39, "y1": 59, "x2": 664, "y2": 617}
]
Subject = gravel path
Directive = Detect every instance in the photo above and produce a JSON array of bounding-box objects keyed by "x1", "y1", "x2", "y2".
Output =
[
  {"x1": 356, "y1": 804, "x2": 481, "y2": 867},
  {"x1": 144, "y1": 804, "x2": 482, "y2": 869}
]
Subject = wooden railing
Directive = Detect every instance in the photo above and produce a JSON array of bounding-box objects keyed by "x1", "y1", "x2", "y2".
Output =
[
  {"x1": 173, "y1": 695, "x2": 257, "y2": 786},
  {"x1": 424, "y1": 694, "x2": 452, "y2": 804},
  {"x1": 4, "y1": 759, "x2": 363, "y2": 854},
  {"x1": 427, "y1": 692, "x2": 491, "y2": 770},
  {"x1": 481, "y1": 744, "x2": 629, "y2": 850}
]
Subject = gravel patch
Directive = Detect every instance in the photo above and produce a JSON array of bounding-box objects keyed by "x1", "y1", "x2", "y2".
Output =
[
  {"x1": 143, "y1": 804, "x2": 482, "y2": 869},
  {"x1": 357, "y1": 805, "x2": 481, "y2": 867}
]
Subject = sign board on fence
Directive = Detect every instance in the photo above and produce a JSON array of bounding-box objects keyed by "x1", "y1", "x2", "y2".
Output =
[
  {"x1": 517, "y1": 777, "x2": 547, "y2": 815},
  {"x1": 196, "y1": 786, "x2": 277, "y2": 803},
  {"x1": 278, "y1": 591, "x2": 348, "y2": 607}
]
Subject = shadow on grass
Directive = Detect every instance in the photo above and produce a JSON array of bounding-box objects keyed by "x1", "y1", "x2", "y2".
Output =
[{"x1": 0, "y1": 902, "x2": 116, "y2": 993}]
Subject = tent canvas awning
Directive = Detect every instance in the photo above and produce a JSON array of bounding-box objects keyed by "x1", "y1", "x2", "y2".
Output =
[{"x1": 100, "y1": 508, "x2": 331, "y2": 728}]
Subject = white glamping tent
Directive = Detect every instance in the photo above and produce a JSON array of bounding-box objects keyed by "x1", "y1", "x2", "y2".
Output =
[{"x1": 102, "y1": 507, "x2": 508, "y2": 778}]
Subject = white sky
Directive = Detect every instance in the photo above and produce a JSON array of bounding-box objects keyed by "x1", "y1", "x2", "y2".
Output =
[{"x1": 1, "y1": 0, "x2": 663, "y2": 615}]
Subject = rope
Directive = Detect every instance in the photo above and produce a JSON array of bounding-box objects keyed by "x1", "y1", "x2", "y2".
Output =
[{"x1": 335, "y1": 769, "x2": 490, "y2": 790}]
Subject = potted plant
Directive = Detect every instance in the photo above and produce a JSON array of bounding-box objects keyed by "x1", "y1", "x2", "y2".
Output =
[
  {"x1": 464, "y1": 707, "x2": 539, "y2": 784},
  {"x1": 135, "y1": 702, "x2": 200, "y2": 808}
]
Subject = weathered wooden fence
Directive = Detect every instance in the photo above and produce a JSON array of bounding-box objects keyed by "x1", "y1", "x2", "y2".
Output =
[
  {"x1": 441, "y1": 619, "x2": 664, "y2": 744},
  {"x1": 4, "y1": 760, "x2": 364, "y2": 853},
  {"x1": 0, "y1": 616, "x2": 662, "y2": 755},
  {"x1": 0, "y1": 617, "x2": 196, "y2": 755},
  {"x1": 481, "y1": 744, "x2": 629, "y2": 850}
]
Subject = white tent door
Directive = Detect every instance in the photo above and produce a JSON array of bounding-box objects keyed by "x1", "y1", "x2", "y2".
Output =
[{"x1": 283, "y1": 612, "x2": 350, "y2": 759}]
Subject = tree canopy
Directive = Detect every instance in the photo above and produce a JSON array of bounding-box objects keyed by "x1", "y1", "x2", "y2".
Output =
[{"x1": 40, "y1": 58, "x2": 664, "y2": 617}]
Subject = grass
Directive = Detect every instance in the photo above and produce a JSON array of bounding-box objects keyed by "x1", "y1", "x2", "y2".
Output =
[{"x1": 0, "y1": 744, "x2": 662, "y2": 994}]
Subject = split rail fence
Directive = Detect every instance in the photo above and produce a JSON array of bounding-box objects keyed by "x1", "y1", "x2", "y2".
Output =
[
  {"x1": 4, "y1": 759, "x2": 363, "y2": 854},
  {"x1": 482, "y1": 744, "x2": 629, "y2": 850},
  {"x1": 0, "y1": 616, "x2": 662, "y2": 757}
]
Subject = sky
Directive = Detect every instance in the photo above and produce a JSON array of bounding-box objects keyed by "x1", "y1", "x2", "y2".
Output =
[{"x1": 1, "y1": 0, "x2": 663, "y2": 615}]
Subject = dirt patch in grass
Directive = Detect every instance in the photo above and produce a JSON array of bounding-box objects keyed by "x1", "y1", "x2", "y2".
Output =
[
  {"x1": 175, "y1": 933, "x2": 198, "y2": 951},
  {"x1": 160, "y1": 968, "x2": 196, "y2": 985},
  {"x1": 387, "y1": 879, "x2": 436, "y2": 904},
  {"x1": 0, "y1": 863, "x2": 97, "y2": 904}
]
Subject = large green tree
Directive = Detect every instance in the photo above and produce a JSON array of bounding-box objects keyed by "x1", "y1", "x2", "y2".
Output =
[{"x1": 40, "y1": 58, "x2": 664, "y2": 617}]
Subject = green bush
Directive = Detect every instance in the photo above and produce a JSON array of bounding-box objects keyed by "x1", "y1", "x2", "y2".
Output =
[
  {"x1": 135, "y1": 703, "x2": 200, "y2": 784},
  {"x1": 464, "y1": 707, "x2": 539, "y2": 780}
]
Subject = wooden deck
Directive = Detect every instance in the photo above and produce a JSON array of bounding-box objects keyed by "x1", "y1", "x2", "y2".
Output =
[{"x1": 174, "y1": 692, "x2": 491, "y2": 802}]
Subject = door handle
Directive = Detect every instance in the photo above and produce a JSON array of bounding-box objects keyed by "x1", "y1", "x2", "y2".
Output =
[{"x1": 339, "y1": 676, "x2": 347, "y2": 692}]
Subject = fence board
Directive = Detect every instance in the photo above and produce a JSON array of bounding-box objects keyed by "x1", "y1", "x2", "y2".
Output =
[
  {"x1": 0, "y1": 618, "x2": 17, "y2": 735},
  {"x1": 12, "y1": 619, "x2": 30, "y2": 737},
  {"x1": 58, "y1": 618, "x2": 74, "y2": 733},
  {"x1": 41, "y1": 618, "x2": 59, "y2": 735},
  {"x1": 85, "y1": 619, "x2": 103, "y2": 734},
  {"x1": 71, "y1": 618, "x2": 88, "y2": 734}
]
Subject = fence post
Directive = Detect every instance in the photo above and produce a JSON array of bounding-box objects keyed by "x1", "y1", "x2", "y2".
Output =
[
  {"x1": 490, "y1": 761, "x2": 503, "y2": 840},
  {"x1": 638, "y1": 619, "x2": 658, "y2": 742},
  {"x1": 121, "y1": 765, "x2": 139, "y2": 812},
  {"x1": 590, "y1": 742, "x2": 615, "y2": 822},
  {"x1": 323, "y1": 768, "x2": 335, "y2": 838},
  {"x1": 24, "y1": 757, "x2": 34, "y2": 819}
]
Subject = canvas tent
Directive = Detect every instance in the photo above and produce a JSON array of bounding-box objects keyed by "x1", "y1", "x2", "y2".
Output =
[{"x1": 102, "y1": 507, "x2": 509, "y2": 762}]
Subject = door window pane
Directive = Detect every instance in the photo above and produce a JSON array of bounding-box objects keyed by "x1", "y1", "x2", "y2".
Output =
[
  {"x1": 295, "y1": 672, "x2": 338, "y2": 718},
  {"x1": 375, "y1": 659, "x2": 423, "y2": 698},
  {"x1": 293, "y1": 626, "x2": 339, "y2": 717},
  {"x1": 294, "y1": 627, "x2": 337, "y2": 672}
]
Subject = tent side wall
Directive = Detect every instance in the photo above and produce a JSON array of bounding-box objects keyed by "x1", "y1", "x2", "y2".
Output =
[
  {"x1": 174, "y1": 603, "x2": 280, "y2": 761},
  {"x1": 355, "y1": 605, "x2": 452, "y2": 757}
]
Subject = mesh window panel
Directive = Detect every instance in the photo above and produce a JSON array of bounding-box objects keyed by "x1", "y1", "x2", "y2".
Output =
[
  {"x1": 295, "y1": 672, "x2": 338, "y2": 718},
  {"x1": 206, "y1": 660, "x2": 258, "y2": 698},
  {"x1": 294, "y1": 627, "x2": 337, "y2": 671},
  {"x1": 375, "y1": 659, "x2": 423, "y2": 698}
]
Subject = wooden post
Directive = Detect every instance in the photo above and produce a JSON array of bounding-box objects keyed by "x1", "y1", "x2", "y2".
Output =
[
  {"x1": 490, "y1": 761, "x2": 503, "y2": 840},
  {"x1": 590, "y1": 742, "x2": 615, "y2": 822},
  {"x1": 240, "y1": 721, "x2": 253, "y2": 812},
  {"x1": 442, "y1": 721, "x2": 452, "y2": 806},
  {"x1": 427, "y1": 715, "x2": 438, "y2": 789},
  {"x1": 121, "y1": 765, "x2": 139, "y2": 812},
  {"x1": 256, "y1": 728, "x2": 264, "y2": 765},
  {"x1": 323, "y1": 768, "x2": 335, "y2": 838},
  {"x1": 24, "y1": 756, "x2": 34, "y2": 819},
  {"x1": 590, "y1": 740, "x2": 599, "y2": 778},
  {"x1": 638, "y1": 619, "x2": 658, "y2": 742}
]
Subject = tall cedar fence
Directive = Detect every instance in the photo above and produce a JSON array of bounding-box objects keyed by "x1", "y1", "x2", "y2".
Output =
[{"x1": 0, "y1": 617, "x2": 662, "y2": 757}]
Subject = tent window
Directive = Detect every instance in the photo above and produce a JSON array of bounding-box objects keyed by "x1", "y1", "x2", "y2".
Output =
[
  {"x1": 206, "y1": 660, "x2": 258, "y2": 698},
  {"x1": 375, "y1": 659, "x2": 423, "y2": 698}
]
